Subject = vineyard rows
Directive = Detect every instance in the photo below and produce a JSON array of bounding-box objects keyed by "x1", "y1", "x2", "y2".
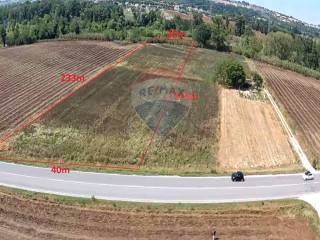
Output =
[
  {"x1": 257, "y1": 62, "x2": 320, "y2": 160},
  {"x1": 0, "y1": 41, "x2": 138, "y2": 142}
]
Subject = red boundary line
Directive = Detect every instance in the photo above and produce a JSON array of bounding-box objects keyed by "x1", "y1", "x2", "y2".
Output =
[
  {"x1": 0, "y1": 37, "x2": 196, "y2": 172},
  {"x1": 0, "y1": 157, "x2": 139, "y2": 171},
  {"x1": 0, "y1": 43, "x2": 146, "y2": 144},
  {"x1": 137, "y1": 41, "x2": 195, "y2": 165}
]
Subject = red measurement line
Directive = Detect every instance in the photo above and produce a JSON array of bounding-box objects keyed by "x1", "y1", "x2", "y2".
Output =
[
  {"x1": 138, "y1": 107, "x2": 167, "y2": 167},
  {"x1": 0, "y1": 37, "x2": 194, "y2": 172},
  {"x1": 0, "y1": 43, "x2": 146, "y2": 145},
  {"x1": 0, "y1": 157, "x2": 139, "y2": 171},
  {"x1": 137, "y1": 41, "x2": 195, "y2": 166},
  {"x1": 175, "y1": 41, "x2": 195, "y2": 83}
]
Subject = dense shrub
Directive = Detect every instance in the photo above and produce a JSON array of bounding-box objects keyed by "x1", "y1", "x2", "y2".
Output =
[
  {"x1": 215, "y1": 59, "x2": 246, "y2": 88},
  {"x1": 252, "y1": 72, "x2": 263, "y2": 90}
]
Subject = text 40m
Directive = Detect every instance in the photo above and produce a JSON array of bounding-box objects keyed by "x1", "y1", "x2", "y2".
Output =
[{"x1": 51, "y1": 166, "x2": 70, "y2": 174}]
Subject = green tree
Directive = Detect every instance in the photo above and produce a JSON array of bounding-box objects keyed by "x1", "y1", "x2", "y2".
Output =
[
  {"x1": 216, "y1": 59, "x2": 246, "y2": 88},
  {"x1": 0, "y1": 24, "x2": 6, "y2": 47},
  {"x1": 193, "y1": 23, "x2": 210, "y2": 47},
  {"x1": 6, "y1": 30, "x2": 15, "y2": 46},
  {"x1": 252, "y1": 72, "x2": 263, "y2": 91},
  {"x1": 235, "y1": 16, "x2": 245, "y2": 36},
  {"x1": 192, "y1": 12, "x2": 203, "y2": 29},
  {"x1": 173, "y1": 16, "x2": 191, "y2": 31},
  {"x1": 127, "y1": 27, "x2": 142, "y2": 43},
  {"x1": 70, "y1": 18, "x2": 80, "y2": 34},
  {"x1": 240, "y1": 35, "x2": 263, "y2": 58},
  {"x1": 209, "y1": 16, "x2": 229, "y2": 51},
  {"x1": 264, "y1": 32, "x2": 294, "y2": 60}
]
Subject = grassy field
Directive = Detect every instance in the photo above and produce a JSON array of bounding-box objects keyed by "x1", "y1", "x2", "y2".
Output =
[
  {"x1": 7, "y1": 44, "x2": 240, "y2": 174},
  {"x1": 0, "y1": 186, "x2": 319, "y2": 240}
]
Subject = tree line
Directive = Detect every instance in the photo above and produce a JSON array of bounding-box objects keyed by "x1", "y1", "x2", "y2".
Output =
[{"x1": 0, "y1": 0, "x2": 319, "y2": 72}]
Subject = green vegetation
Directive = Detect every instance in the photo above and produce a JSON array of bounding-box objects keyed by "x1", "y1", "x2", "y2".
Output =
[
  {"x1": 178, "y1": 0, "x2": 320, "y2": 37},
  {"x1": 0, "y1": 0, "x2": 318, "y2": 79},
  {"x1": 233, "y1": 31, "x2": 263, "y2": 58},
  {"x1": 193, "y1": 23, "x2": 210, "y2": 47},
  {"x1": 0, "y1": 24, "x2": 6, "y2": 47},
  {"x1": 0, "y1": 0, "x2": 165, "y2": 46},
  {"x1": 264, "y1": 32, "x2": 320, "y2": 70},
  {"x1": 235, "y1": 16, "x2": 245, "y2": 36},
  {"x1": 259, "y1": 55, "x2": 320, "y2": 80},
  {"x1": 252, "y1": 72, "x2": 263, "y2": 91},
  {"x1": 215, "y1": 58, "x2": 246, "y2": 88},
  {"x1": 9, "y1": 45, "x2": 239, "y2": 174}
]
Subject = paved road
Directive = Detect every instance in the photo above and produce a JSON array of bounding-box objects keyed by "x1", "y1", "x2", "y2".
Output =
[{"x1": 0, "y1": 162, "x2": 319, "y2": 203}]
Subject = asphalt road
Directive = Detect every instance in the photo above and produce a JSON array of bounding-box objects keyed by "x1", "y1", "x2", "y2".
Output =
[{"x1": 0, "y1": 162, "x2": 319, "y2": 203}]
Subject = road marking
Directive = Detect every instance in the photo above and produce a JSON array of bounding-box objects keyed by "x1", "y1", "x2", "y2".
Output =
[
  {"x1": 0, "y1": 171, "x2": 319, "y2": 190},
  {"x1": 1, "y1": 161, "x2": 317, "y2": 179},
  {"x1": 0, "y1": 182, "x2": 304, "y2": 203}
]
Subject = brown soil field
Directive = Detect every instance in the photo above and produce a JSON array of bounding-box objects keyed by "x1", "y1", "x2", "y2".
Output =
[
  {"x1": 0, "y1": 40, "x2": 140, "y2": 145},
  {"x1": 256, "y1": 62, "x2": 320, "y2": 168},
  {"x1": 218, "y1": 88, "x2": 298, "y2": 171},
  {"x1": 4, "y1": 44, "x2": 224, "y2": 174},
  {"x1": 0, "y1": 189, "x2": 319, "y2": 240}
]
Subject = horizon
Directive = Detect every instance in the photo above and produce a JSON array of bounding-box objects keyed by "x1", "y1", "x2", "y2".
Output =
[{"x1": 244, "y1": 0, "x2": 320, "y2": 25}]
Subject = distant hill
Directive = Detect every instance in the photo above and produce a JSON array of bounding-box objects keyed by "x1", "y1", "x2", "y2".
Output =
[
  {"x1": 212, "y1": 0, "x2": 320, "y2": 30},
  {"x1": 177, "y1": 0, "x2": 320, "y2": 37}
]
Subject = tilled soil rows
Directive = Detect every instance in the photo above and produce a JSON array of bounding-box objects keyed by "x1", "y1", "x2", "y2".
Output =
[
  {"x1": 0, "y1": 191, "x2": 317, "y2": 240},
  {"x1": 0, "y1": 40, "x2": 139, "y2": 143},
  {"x1": 257, "y1": 62, "x2": 320, "y2": 167}
]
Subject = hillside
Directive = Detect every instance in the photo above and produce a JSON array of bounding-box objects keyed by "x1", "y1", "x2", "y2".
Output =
[{"x1": 177, "y1": 0, "x2": 320, "y2": 37}]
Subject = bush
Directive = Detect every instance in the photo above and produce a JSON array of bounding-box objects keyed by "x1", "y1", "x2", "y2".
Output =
[
  {"x1": 193, "y1": 23, "x2": 210, "y2": 47},
  {"x1": 127, "y1": 28, "x2": 142, "y2": 43},
  {"x1": 216, "y1": 59, "x2": 246, "y2": 88},
  {"x1": 252, "y1": 72, "x2": 263, "y2": 90}
]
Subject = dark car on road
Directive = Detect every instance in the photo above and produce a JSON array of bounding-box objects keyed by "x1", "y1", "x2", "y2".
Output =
[{"x1": 231, "y1": 171, "x2": 245, "y2": 182}]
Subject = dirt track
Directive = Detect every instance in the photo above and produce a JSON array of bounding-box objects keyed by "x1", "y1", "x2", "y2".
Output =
[
  {"x1": 218, "y1": 88, "x2": 297, "y2": 170},
  {"x1": 0, "y1": 190, "x2": 318, "y2": 240}
]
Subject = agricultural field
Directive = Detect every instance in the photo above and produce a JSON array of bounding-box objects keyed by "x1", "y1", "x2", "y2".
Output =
[
  {"x1": 257, "y1": 62, "x2": 320, "y2": 168},
  {"x1": 0, "y1": 42, "x2": 302, "y2": 174},
  {"x1": 218, "y1": 88, "x2": 298, "y2": 172},
  {"x1": 3, "y1": 43, "x2": 224, "y2": 174},
  {"x1": 0, "y1": 187, "x2": 319, "y2": 240},
  {"x1": 0, "y1": 40, "x2": 140, "y2": 146}
]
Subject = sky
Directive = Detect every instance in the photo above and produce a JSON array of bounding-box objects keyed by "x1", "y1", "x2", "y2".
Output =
[{"x1": 245, "y1": 0, "x2": 320, "y2": 25}]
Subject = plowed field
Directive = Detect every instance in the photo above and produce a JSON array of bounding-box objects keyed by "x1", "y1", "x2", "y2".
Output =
[
  {"x1": 0, "y1": 189, "x2": 318, "y2": 240},
  {"x1": 5, "y1": 44, "x2": 220, "y2": 173},
  {"x1": 257, "y1": 63, "x2": 320, "y2": 168},
  {"x1": 0, "y1": 40, "x2": 141, "y2": 145},
  {"x1": 218, "y1": 88, "x2": 297, "y2": 171}
]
